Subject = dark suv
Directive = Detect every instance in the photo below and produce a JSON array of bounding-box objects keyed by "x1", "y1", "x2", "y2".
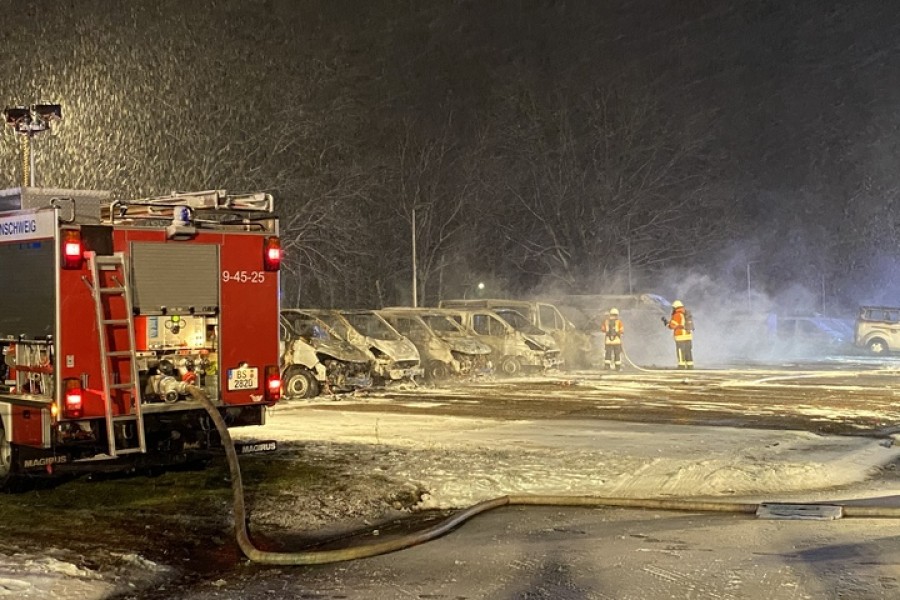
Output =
[{"x1": 855, "y1": 306, "x2": 900, "y2": 355}]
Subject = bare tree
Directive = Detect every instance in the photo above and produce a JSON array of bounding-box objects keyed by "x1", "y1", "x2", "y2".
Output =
[
  {"x1": 387, "y1": 114, "x2": 486, "y2": 306},
  {"x1": 486, "y1": 84, "x2": 732, "y2": 293}
]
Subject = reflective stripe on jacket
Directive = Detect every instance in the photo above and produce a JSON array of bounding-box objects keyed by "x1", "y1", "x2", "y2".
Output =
[{"x1": 668, "y1": 308, "x2": 692, "y2": 341}]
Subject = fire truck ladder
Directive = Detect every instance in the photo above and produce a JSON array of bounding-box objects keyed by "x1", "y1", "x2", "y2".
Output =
[{"x1": 86, "y1": 251, "x2": 147, "y2": 457}]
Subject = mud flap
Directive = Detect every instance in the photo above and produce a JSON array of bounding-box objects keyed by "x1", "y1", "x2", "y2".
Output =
[
  {"x1": 234, "y1": 440, "x2": 277, "y2": 455},
  {"x1": 15, "y1": 445, "x2": 72, "y2": 473}
]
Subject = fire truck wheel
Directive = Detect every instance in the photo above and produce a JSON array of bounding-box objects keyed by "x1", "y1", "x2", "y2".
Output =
[
  {"x1": 500, "y1": 356, "x2": 521, "y2": 376},
  {"x1": 0, "y1": 427, "x2": 12, "y2": 483},
  {"x1": 284, "y1": 367, "x2": 320, "y2": 399}
]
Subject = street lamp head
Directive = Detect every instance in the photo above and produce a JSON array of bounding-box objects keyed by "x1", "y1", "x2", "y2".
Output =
[{"x1": 477, "y1": 282, "x2": 485, "y2": 290}]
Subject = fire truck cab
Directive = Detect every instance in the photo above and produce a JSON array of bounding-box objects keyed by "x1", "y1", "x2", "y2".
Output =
[{"x1": 0, "y1": 187, "x2": 281, "y2": 487}]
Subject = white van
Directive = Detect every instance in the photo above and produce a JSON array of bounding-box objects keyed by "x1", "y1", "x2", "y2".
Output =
[{"x1": 855, "y1": 306, "x2": 900, "y2": 355}]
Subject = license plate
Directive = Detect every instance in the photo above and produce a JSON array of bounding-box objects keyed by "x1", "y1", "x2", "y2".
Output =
[{"x1": 227, "y1": 366, "x2": 259, "y2": 391}]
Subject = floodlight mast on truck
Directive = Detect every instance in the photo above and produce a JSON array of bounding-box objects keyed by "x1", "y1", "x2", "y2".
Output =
[
  {"x1": 0, "y1": 186, "x2": 283, "y2": 488},
  {"x1": 2, "y1": 103, "x2": 62, "y2": 187}
]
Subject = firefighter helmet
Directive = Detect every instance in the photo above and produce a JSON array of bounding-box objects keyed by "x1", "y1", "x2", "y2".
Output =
[
  {"x1": 672, "y1": 300, "x2": 684, "y2": 309},
  {"x1": 609, "y1": 308, "x2": 619, "y2": 316}
]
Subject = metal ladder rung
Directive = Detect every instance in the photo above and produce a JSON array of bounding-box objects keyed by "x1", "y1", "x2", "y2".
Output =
[
  {"x1": 94, "y1": 256, "x2": 126, "y2": 265},
  {"x1": 99, "y1": 287, "x2": 126, "y2": 294},
  {"x1": 114, "y1": 447, "x2": 143, "y2": 456},
  {"x1": 101, "y1": 319, "x2": 130, "y2": 326},
  {"x1": 112, "y1": 415, "x2": 141, "y2": 422},
  {"x1": 106, "y1": 351, "x2": 134, "y2": 357},
  {"x1": 109, "y1": 382, "x2": 135, "y2": 390}
]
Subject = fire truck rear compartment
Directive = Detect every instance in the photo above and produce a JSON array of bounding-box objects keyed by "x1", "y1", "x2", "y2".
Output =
[{"x1": 36, "y1": 404, "x2": 267, "y2": 473}]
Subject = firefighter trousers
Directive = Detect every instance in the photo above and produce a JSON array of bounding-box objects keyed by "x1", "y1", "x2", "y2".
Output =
[
  {"x1": 675, "y1": 340, "x2": 693, "y2": 369},
  {"x1": 604, "y1": 344, "x2": 622, "y2": 370}
]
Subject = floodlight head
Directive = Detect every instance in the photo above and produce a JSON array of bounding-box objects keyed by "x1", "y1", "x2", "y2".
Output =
[
  {"x1": 32, "y1": 103, "x2": 62, "y2": 121},
  {"x1": 3, "y1": 106, "x2": 31, "y2": 126}
]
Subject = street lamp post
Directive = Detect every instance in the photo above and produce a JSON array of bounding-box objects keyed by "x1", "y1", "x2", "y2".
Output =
[
  {"x1": 627, "y1": 238, "x2": 633, "y2": 295},
  {"x1": 746, "y1": 261, "x2": 759, "y2": 314},
  {"x1": 2, "y1": 103, "x2": 62, "y2": 188},
  {"x1": 411, "y1": 206, "x2": 417, "y2": 307}
]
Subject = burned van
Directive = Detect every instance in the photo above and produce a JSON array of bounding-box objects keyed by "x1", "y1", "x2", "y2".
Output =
[
  {"x1": 378, "y1": 307, "x2": 492, "y2": 380},
  {"x1": 280, "y1": 309, "x2": 373, "y2": 398},
  {"x1": 441, "y1": 307, "x2": 560, "y2": 376},
  {"x1": 307, "y1": 309, "x2": 423, "y2": 384},
  {"x1": 440, "y1": 298, "x2": 592, "y2": 368}
]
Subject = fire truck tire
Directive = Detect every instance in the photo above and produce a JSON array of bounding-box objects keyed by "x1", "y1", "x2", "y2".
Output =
[
  {"x1": 284, "y1": 367, "x2": 320, "y2": 399},
  {"x1": 500, "y1": 356, "x2": 521, "y2": 376},
  {"x1": 0, "y1": 426, "x2": 13, "y2": 486}
]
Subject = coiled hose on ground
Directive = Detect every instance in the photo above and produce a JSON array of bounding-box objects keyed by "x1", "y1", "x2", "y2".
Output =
[{"x1": 195, "y1": 392, "x2": 900, "y2": 566}]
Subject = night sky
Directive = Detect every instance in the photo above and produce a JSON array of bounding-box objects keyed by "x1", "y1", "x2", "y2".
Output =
[{"x1": 2, "y1": 0, "x2": 899, "y2": 312}]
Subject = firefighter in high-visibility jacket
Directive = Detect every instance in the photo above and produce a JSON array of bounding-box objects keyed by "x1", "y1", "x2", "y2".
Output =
[
  {"x1": 600, "y1": 308, "x2": 624, "y2": 370},
  {"x1": 663, "y1": 300, "x2": 693, "y2": 369}
]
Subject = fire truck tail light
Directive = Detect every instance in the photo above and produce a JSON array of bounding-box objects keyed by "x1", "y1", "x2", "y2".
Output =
[
  {"x1": 263, "y1": 236, "x2": 282, "y2": 271},
  {"x1": 61, "y1": 229, "x2": 84, "y2": 269},
  {"x1": 63, "y1": 378, "x2": 84, "y2": 419},
  {"x1": 264, "y1": 365, "x2": 281, "y2": 404}
]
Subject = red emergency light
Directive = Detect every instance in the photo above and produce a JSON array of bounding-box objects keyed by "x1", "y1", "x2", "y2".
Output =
[
  {"x1": 264, "y1": 365, "x2": 281, "y2": 405},
  {"x1": 60, "y1": 229, "x2": 83, "y2": 269},
  {"x1": 263, "y1": 236, "x2": 282, "y2": 271},
  {"x1": 63, "y1": 378, "x2": 84, "y2": 419}
]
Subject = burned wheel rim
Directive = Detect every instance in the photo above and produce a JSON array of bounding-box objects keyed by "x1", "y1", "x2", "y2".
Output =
[
  {"x1": 427, "y1": 361, "x2": 450, "y2": 381},
  {"x1": 285, "y1": 368, "x2": 319, "y2": 398},
  {"x1": 0, "y1": 428, "x2": 11, "y2": 480},
  {"x1": 500, "y1": 356, "x2": 521, "y2": 376}
]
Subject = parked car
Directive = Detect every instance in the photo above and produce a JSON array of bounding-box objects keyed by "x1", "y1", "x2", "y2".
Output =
[
  {"x1": 378, "y1": 307, "x2": 493, "y2": 380},
  {"x1": 441, "y1": 307, "x2": 562, "y2": 375},
  {"x1": 307, "y1": 309, "x2": 424, "y2": 384},
  {"x1": 855, "y1": 306, "x2": 900, "y2": 355},
  {"x1": 440, "y1": 298, "x2": 593, "y2": 368},
  {"x1": 770, "y1": 315, "x2": 854, "y2": 356},
  {"x1": 280, "y1": 309, "x2": 373, "y2": 398}
]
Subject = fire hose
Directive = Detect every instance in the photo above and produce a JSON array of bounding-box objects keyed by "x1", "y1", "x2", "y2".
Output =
[{"x1": 193, "y1": 390, "x2": 900, "y2": 565}]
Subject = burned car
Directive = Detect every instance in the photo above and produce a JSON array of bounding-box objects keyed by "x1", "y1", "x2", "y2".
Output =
[
  {"x1": 280, "y1": 309, "x2": 373, "y2": 398},
  {"x1": 307, "y1": 309, "x2": 423, "y2": 384},
  {"x1": 378, "y1": 307, "x2": 493, "y2": 380},
  {"x1": 441, "y1": 307, "x2": 562, "y2": 376}
]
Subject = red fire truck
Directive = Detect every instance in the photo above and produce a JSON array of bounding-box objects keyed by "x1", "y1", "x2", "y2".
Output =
[{"x1": 0, "y1": 187, "x2": 282, "y2": 488}]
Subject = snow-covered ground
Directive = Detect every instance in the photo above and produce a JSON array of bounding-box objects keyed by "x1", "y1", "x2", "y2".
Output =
[
  {"x1": 251, "y1": 400, "x2": 900, "y2": 508},
  {"x1": 4, "y1": 370, "x2": 900, "y2": 598},
  {"x1": 0, "y1": 549, "x2": 169, "y2": 599}
]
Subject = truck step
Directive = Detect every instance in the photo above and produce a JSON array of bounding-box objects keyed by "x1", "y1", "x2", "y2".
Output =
[{"x1": 113, "y1": 447, "x2": 145, "y2": 456}]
